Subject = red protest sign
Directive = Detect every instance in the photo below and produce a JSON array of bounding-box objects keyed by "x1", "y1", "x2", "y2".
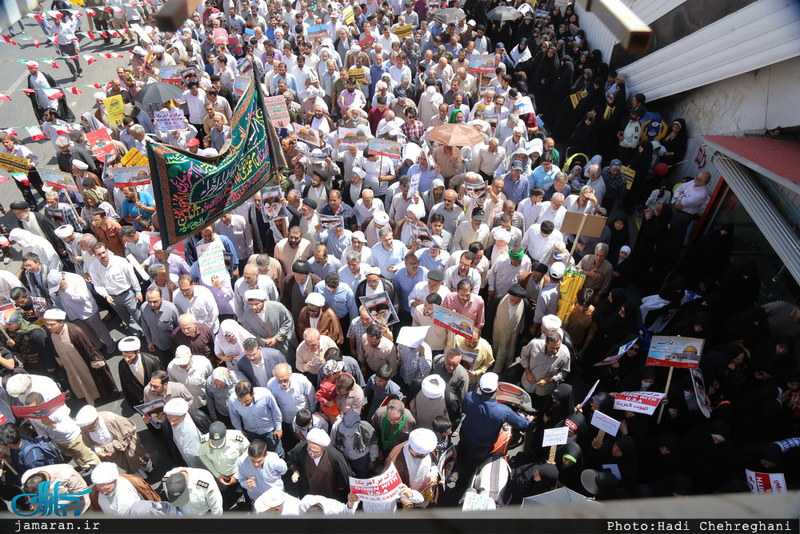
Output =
[
  {"x1": 12, "y1": 393, "x2": 67, "y2": 419},
  {"x1": 612, "y1": 391, "x2": 665, "y2": 416},
  {"x1": 85, "y1": 128, "x2": 117, "y2": 163}
]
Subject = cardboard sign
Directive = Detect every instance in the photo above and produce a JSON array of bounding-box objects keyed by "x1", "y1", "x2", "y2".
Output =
[
  {"x1": 691, "y1": 367, "x2": 712, "y2": 419},
  {"x1": 348, "y1": 67, "x2": 366, "y2": 83},
  {"x1": 515, "y1": 96, "x2": 535, "y2": 115},
  {"x1": 462, "y1": 492, "x2": 495, "y2": 511},
  {"x1": 465, "y1": 181, "x2": 487, "y2": 199},
  {"x1": 433, "y1": 305, "x2": 474, "y2": 340},
  {"x1": 469, "y1": 54, "x2": 496, "y2": 74},
  {"x1": 11, "y1": 393, "x2": 66, "y2": 420},
  {"x1": 368, "y1": 138, "x2": 403, "y2": 159},
  {"x1": 745, "y1": 470, "x2": 787, "y2": 494},
  {"x1": 0, "y1": 152, "x2": 30, "y2": 174},
  {"x1": 105, "y1": 94, "x2": 125, "y2": 126},
  {"x1": 343, "y1": 5, "x2": 355, "y2": 24},
  {"x1": 45, "y1": 207, "x2": 67, "y2": 227},
  {"x1": 40, "y1": 169, "x2": 78, "y2": 191},
  {"x1": 263, "y1": 96, "x2": 291, "y2": 128},
  {"x1": 113, "y1": 166, "x2": 151, "y2": 187},
  {"x1": 560, "y1": 211, "x2": 607, "y2": 238},
  {"x1": 349, "y1": 463, "x2": 403, "y2": 503},
  {"x1": 293, "y1": 122, "x2": 322, "y2": 147},
  {"x1": 307, "y1": 24, "x2": 329, "y2": 40},
  {"x1": 213, "y1": 28, "x2": 228, "y2": 45},
  {"x1": 338, "y1": 126, "x2": 372, "y2": 149},
  {"x1": 360, "y1": 292, "x2": 399, "y2": 326},
  {"x1": 621, "y1": 165, "x2": 635, "y2": 189},
  {"x1": 121, "y1": 147, "x2": 148, "y2": 167},
  {"x1": 85, "y1": 128, "x2": 117, "y2": 162},
  {"x1": 591, "y1": 411, "x2": 621, "y2": 437},
  {"x1": 134, "y1": 398, "x2": 166, "y2": 428},
  {"x1": 457, "y1": 345, "x2": 478, "y2": 370},
  {"x1": 261, "y1": 186, "x2": 286, "y2": 221},
  {"x1": 154, "y1": 109, "x2": 186, "y2": 131},
  {"x1": 594, "y1": 339, "x2": 637, "y2": 367},
  {"x1": 542, "y1": 426, "x2": 570, "y2": 447},
  {"x1": 647, "y1": 336, "x2": 704, "y2": 370},
  {"x1": 395, "y1": 325, "x2": 430, "y2": 349},
  {"x1": 613, "y1": 391, "x2": 666, "y2": 415},
  {"x1": 319, "y1": 215, "x2": 343, "y2": 229},
  {"x1": 160, "y1": 65, "x2": 183, "y2": 83},
  {"x1": 412, "y1": 224, "x2": 439, "y2": 249},
  {"x1": 569, "y1": 91, "x2": 587, "y2": 108},
  {"x1": 196, "y1": 239, "x2": 228, "y2": 285},
  {"x1": 394, "y1": 24, "x2": 413, "y2": 39},
  {"x1": 358, "y1": 35, "x2": 375, "y2": 50}
]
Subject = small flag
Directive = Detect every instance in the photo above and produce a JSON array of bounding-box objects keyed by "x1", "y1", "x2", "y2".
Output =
[
  {"x1": 0, "y1": 176, "x2": 10, "y2": 185},
  {"x1": 86, "y1": 31, "x2": 95, "y2": 40},
  {"x1": 111, "y1": 53, "x2": 124, "y2": 58},
  {"x1": 111, "y1": 30, "x2": 120, "y2": 38},
  {"x1": 25, "y1": 126, "x2": 46, "y2": 141},
  {"x1": 2, "y1": 35, "x2": 17, "y2": 45},
  {"x1": 85, "y1": 83, "x2": 103, "y2": 89},
  {"x1": 23, "y1": 89, "x2": 35, "y2": 95},
  {"x1": 68, "y1": 86, "x2": 82, "y2": 95},
  {"x1": 43, "y1": 88, "x2": 64, "y2": 100},
  {"x1": 1, "y1": 128, "x2": 18, "y2": 137},
  {"x1": 86, "y1": 8, "x2": 95, "y2": 16},
  {"x1": 83, "y1": 54, "x2": 96, "y2": 64},
  {"x1": 101, "y1": 32, "x2": 108, "y2": 39},
  {"x1": 43, "y1": 59, "x2": 59, "y2": 69},
  {"x1": 104, "y1": 7, "x2": 112, "y2": 13},
  {"x1": 102, "y1": 53, "x2": 112, "y2": 59},
  {"x1": 31, "y1": 39, "x2": 41, "y2": 48},
  {"x1": 111, "y1": 6, "x2": 123, "y2": 15},
  {"x1": 0, "y1": 94, "x2": 10, "y2": 102},
  {"x1": 33, "y1": 14, "x2": 44, "y2": 23},
  {"x1": 47, "y1": 10, "x2": 63, "y2": 19}
]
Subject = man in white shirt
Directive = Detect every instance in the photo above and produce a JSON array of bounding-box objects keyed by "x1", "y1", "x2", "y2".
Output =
[
  {"x1": 168, "y1": 345, "x2": 214, "y2": 409},
  {"x1": 174, "y1": 275, "x2": 220, "y2": 333},
  {"x1": 213, "y1": 213, "x2": 252, "y2": 274},
  {"x1": 521, "y1": 220, "x2": 563, "y2": 265},
  {"x1": 88, "y1": 242, "x2": 144, "y2": 336},
  {"x1": 182, "y1": 82, "x2": 209, "y2": 137},
  {"x1": 535, "y1": 193, "x2": 567, "y2": 231},
  {"x1": 233, "y1": 264, "x2": 279, "y2": 317},
  {"x1": 673, "y1": 172, "x2": 711, "y2": 217}
]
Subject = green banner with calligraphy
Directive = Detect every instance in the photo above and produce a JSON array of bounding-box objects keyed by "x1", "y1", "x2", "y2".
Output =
[{"x1": 148, "y1": 79, "x2": 285, "y2": 248}]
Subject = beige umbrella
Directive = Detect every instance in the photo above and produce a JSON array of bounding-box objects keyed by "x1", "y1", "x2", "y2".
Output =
[{"x1": 428, "y1": 123, "x2": 485, "y2": 147}]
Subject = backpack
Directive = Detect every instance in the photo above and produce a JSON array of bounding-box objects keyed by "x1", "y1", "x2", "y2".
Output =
[{"x1": 19, "y1": 434, "x2": 65, "y2": 469}]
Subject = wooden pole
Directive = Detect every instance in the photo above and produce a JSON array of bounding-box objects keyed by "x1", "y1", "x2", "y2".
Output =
[
  {"x1": 548, "y1": 445, "x2": 557, "y2": 463},
  {"x1": 0, "y1": 323, "x2": 10, "y2": 342},
  {"x1": 595, "y1": 430, "x2": 606, "y2": 444},
  {"x1": 64, "y1": 191, "x2": 80, "y2": 222},
  {"x1": 656, "y1": 367, "x2": 674, "y2": 424},
  {"x1": 567, "y1": 213, "x2": 588, "y2": 259}
]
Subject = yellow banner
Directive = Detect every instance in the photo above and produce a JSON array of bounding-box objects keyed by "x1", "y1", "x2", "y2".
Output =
[
  {"x1": 121, "y1": 147, "x2": 148, "y2": 167},
  {"x1": 105, "y1": 94, "x2": 125, "y2": 127},
  {"x1": 0, "y1": 152, "x2": 30, "y2": 174},
  {"x1": 343, "y1": 5, "x2": 355, "y2": 25},
  {"x1": 394, "y1": 24, "x2": 413, "y2": 39},
  {"x1": 621, "y1": 166, "x2": 636, "y2": 189},
  {"x1": 569, "y1": 90, "x2": 587, "y2": 108}
]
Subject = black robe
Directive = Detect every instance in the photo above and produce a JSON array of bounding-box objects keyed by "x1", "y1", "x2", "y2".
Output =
[
  {"x1": 26, "y1": 71, "x2": 74, "y2": 123},
  {"x1": 285, "y1": 442, "x2": 354, "y2": 502},
  {"x1": 117, "y1": 351, "x2": 164, "y2": 409}
]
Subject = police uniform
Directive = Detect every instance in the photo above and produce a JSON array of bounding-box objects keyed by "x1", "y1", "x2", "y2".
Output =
[
  {"x1": 199, "y1": 428, "x2": 250, "y2": 508},
  {"x1": 162, "y1": 467, "x2": 224, "y2": 515}
]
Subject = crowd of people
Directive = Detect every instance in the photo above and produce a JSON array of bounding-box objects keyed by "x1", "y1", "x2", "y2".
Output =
[{"x1": 0, "y1": 0, "x2": 798, "y2": 519}]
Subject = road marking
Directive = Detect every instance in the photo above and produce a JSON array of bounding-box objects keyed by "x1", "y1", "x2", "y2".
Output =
[{"x1": 0, "y1": 71, "x2": 28, "y2": 110}]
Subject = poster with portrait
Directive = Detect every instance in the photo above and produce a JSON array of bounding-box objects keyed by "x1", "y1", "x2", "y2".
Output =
[
  {"x1": 319, "y1": 215, "x2": 343, "y2": 229},
  {"x1": 465, "y1": 181, "x2": 487, "y2": 199},
  {"x1": 360, "y1": 292, "x2": 399, "y2": 326},
  {"x1": 260, "y1": 185, "x2": 287, "y2": 222}
]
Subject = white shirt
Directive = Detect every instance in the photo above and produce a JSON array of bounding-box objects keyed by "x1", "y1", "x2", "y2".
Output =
[
  {"x1": 354, "y1": 198, "x2": 386, "y2": 227},
  {"x1": 49, "y1": 271, "x2": 98, "y2": 320},
  {"x1": 88, "y1": 253, "x2": 141, "y2": 298},
  {"x1": 534, "y1": 202, "x2": 567, "y2": 230},
  {"x1": 173, "y1": 285, "x2": 220, "y2": 333},
  {"x1": 521, "y1": 225, "x2": 563, "y2": 264},
  {"x1": 168, "y1": 356, "x2": 214, "y2": 408},
  {"x1": 213, "y1": 214, "x2": 253, "y2": 259}
]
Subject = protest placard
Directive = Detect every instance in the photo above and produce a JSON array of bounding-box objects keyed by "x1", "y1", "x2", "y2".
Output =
[
  {"x1": 462, "y1": 492, "x2": 495, "y2": 511},
  {"x1": 263, "y1": 96, "x2": 291, "y2": 128},
  {"x1": 227, "y1": 34, "x2": 243, "y2": 55},
  {"x1": 465, "y1": 181, "x2": 487, "y2": 199},
  {"x1": 542, "y1": 427, "x2": 570, "y2": 447},
  {"x1": 338, "y1": 126, "x2": 372, "y2": 149},
  {"x1": 368, "y1": 138, "x2": 403, "y2": 159},
  {"x1": 408, "y1": 173, "x2": 421, "y2": 197},
  {"x1": 11, "y1": 393, "x2": 66, "y2": 420},
  {"x1": 45, "y1": 207, "x2": 66, "y2": 227},
  {"x1": 213, "y1": 28, "x2": 228, "y2": 44},
  {"x1": 234, "y1": 77, "x2": 250, "y2": 98},
  {"x1": 591, "y1": 411, "x2": 621, "y2": 437},
  {"x1": 433, "y1": 305, "x2": 474, "y2": 340},
  {"x1": 113, "y1": 166, "x2": 151, "y2": 187},
  {"x1": 154, "y1": 109, "x2": 186, "y2": 131},
  {"x1": 469, "y1": 54, "x2": 496, "y2": 74},
  {"x1": 395, "y1": 326, "x2": 430, "y2": 348},
  {"x1": 411, "y1": 224, "x2": 438, "y2": 249},
  {"x1": 343, "y1": 5, "x2": 355, "y2": 24},
  {"x1": 745, "y1": 470, "x2": 787, "y2": 494},
  {"x1": 691, "y1": 367, "x2": 712, "y2": 419},
  {"x1": 105, "y1": 94, "x2": 125, "y2": 126},
  {"x1": 319, "y1": 215, "x2": 343, "y2": 229},
  {"x1": 0, "y1": 152, "x2": 30, "y2": 174},
  {"x1": 361, "y1": 292, "x2": 399, "y2": 326},
  {"x1": 181, "y1": 67, "x2": 199, "y2": 83},
  {"x1": 85, "y1": 128, "x2": 117, "y2": 162},
  {"x1": 515, "y1": 96, "x2": 535, "y2": 115},
  {"x1": 308, "y1": 24, "x2": 329, "y2": 40},
  {"x1": 613, "y1": 391, "x2": 666, "y2": 415},
  {"x1": 348, "y1": 67, "x2": 366, "y2": 83},
  {"x1": 358, "y1": 35, "x2": 375, "y2": 50},
  {"x1": 134, "y1": 398, "x2": 166, "y2": 428},
  {"x1": 594, "y1": 339, "x2": 637, "y2": 367},
  {"x1": 457, "y1": 346, "x2": 478, "y2": 370},
  {"x1": 160, "y1": 65, "x2": 183, "y2": 83},
  {"x1": 121, "y1": 148, "x2": 148, "y2": 167},
  {"x1": 40, "y1": 169, "x2": 78, "y2": 191},
  {"x1": 196, "y1": 239, "x2": 228, "y2": 285},
  {"x1": 394, "y1": 24, "x2": 413, "y2": 38},
  {"x1": 349, "y1": 463, "x2": 403, "y2": 503},
  {"x1": 647, "y1": 336, "x2": 704, "y2": 369},
  {"x1": 569, "y1": 90, "x2": 587, "y2": 108},
  {"x1": 293, "y1": 122, "x2": 322, "y2": 147}
]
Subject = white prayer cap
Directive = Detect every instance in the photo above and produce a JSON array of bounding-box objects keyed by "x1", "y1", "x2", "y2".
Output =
[
  {"x1": 54, "y1": 224, "x2": 74, "y2": 238},
  {"x1": 408, "y1": 428, "x2": 437, "y2": 455},
  {"x1": 163, "y1": 398, "x2": 189, "y2": 416},
  {"x1": 118, "y1": 336, "x2": 141, "y2": 352},
  {"x1": 351, "y1": 168, "x2": 366, "y2": 179},
  {"x1": 133, "y1": 46, "x2": 147, "y2": 56},
  {"x1": 364, "y1": 266, "x2": 381, "y2": 276},
  {"x1": 6, "y1": 374, "x2": 32, "y2": 397},
  {"x1": 541, "y1": 314, "x2": 562, "y2": 331},
  {"x1": 254, "y1": 488, "x2": 287, "y2": 512},
  {"x1": 93, "y1": 92, "x2": 106, "y2": 101},
  {"x1": 352, "y1": 231, "x2": 366, "y2": 243},
  {"x1": 43, "y1": 309, "x2": 67, "y2": 321},
  {"x1": 479, "y1": 372, "x2": 499, "y2": 394},
  {"x1": 173, "y1": 345, "x2": 192, "y2": 366},
  {"x1": 71, "y1": 159, "x2": 89, "y2": 170},
  {"x1": 406, "y1": 202, "x2": 425, "y2": 219},
  {"x1": 153, "y1": 240, "x2": 163, "y2": 251},
  {"x1": 491, "y1": 227, "x2": 511, "y2": 243},
  {"x1": 421, "y1": 375, "x2": 445, "y2": 399},
  {"x1": 75, "y1": 405, "x2": 99, "y2": 427},
  {"x1": 244, "y1": 288, "x2": 267, "y2": 301},
  {"x1": 91, "y1": 462, "x2": 119, "y2": 485},
  {"x1": 373, "y1": 211, "x2": 389, "y2": 225},
  {"x1": 306, "y1": 428, "x2": 331, "y2": 447},
  {"x1": 152, "y1": 45, "x2": 165, "y2": 53},
  {"x1": 47, "y1": 270, "x2": 63, "y2": 288},
  {"x1": 305, "y1": 293, "x2": 325, "y2": 307}
]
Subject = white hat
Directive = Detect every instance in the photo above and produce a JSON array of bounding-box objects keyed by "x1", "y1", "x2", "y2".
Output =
[
  {"x1": 47, "y1": 270, "x2": 62, "y2": 287},
  {"x1": 118, "y1": 336, "x2": 141, "y2": 352},
  {"x1": 42, "y1": 309, "x2": 67, "y2": 321},
  {"x1": 133, "y1": 46, "x2": 147, "y2": 56},
  {"x1": 305, "y1": 293, "x2": 325, "y2": 307},
  {"x1": 352, "y1": 230, "x2": 366, "y2": 242},
  {"x1": 541, "y1": 314, "x2": 562, "y2": 331},
  {"x1": 408, "y1": 428, "x2": 437, "y2": 455},
  {"x1": 306, "y1": 428, "x2": 331, "y2": 447},
  {"x1": 549, "y1": 262, "x2": 566, "y2": 279},
  {"x1": 254, "y1": 488, "x2": 287, "y2": 512},
  {"x1": 6, "y1": 374, "x2": 32, "y2": 397},
  {"x1": 364, "y1": 266, "x2": 381, "y2": 276},
  {"x1": 373, "y1": 211, "x2": 390, "y2": 225},
  {"x1": 93, "y1": 92, "x2": 106, "y2": 101},
  {"x1": 244, "y1": 288, "x2": 267, "y2": 301},
  {"x1": 54, "y1": 225, "x2": 74, "y2": 239},
  {"x1": 406, "y1": 202, "x2": 425, "y2": 219},
  {"x1": 479, "y1": 372, "x2": 499, "y2": 394},
  {"x1": 153, "y1": 240, "x2": 163, "y2": 251},
  {"x1": 351, "y1": 168, "x2": 366, "y2": 179},
  {"x1": 71, "y1": 159, "x2": 89, "y2": 170},
  {"x1": 152, "y1": 45, "x2": 165, "y2": 53},
  {"x1": 75, "y1": 405, "x2": 99, "y2": 427},
  {"x1": 421, "y1": 375, "x2": 445, "y2": 399},
  {"x1": 491, "y1": 227, "x2": 511, "y2": 243},
  {"x1": 173, "y1": 345, "x2": 192, "y2": 366},
  {"x1": 163, "y1": 398, "x2": 189, "y2": 416},
  {"x1": 90, "y1": 462, "x2": 119, "y2": 485}
]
